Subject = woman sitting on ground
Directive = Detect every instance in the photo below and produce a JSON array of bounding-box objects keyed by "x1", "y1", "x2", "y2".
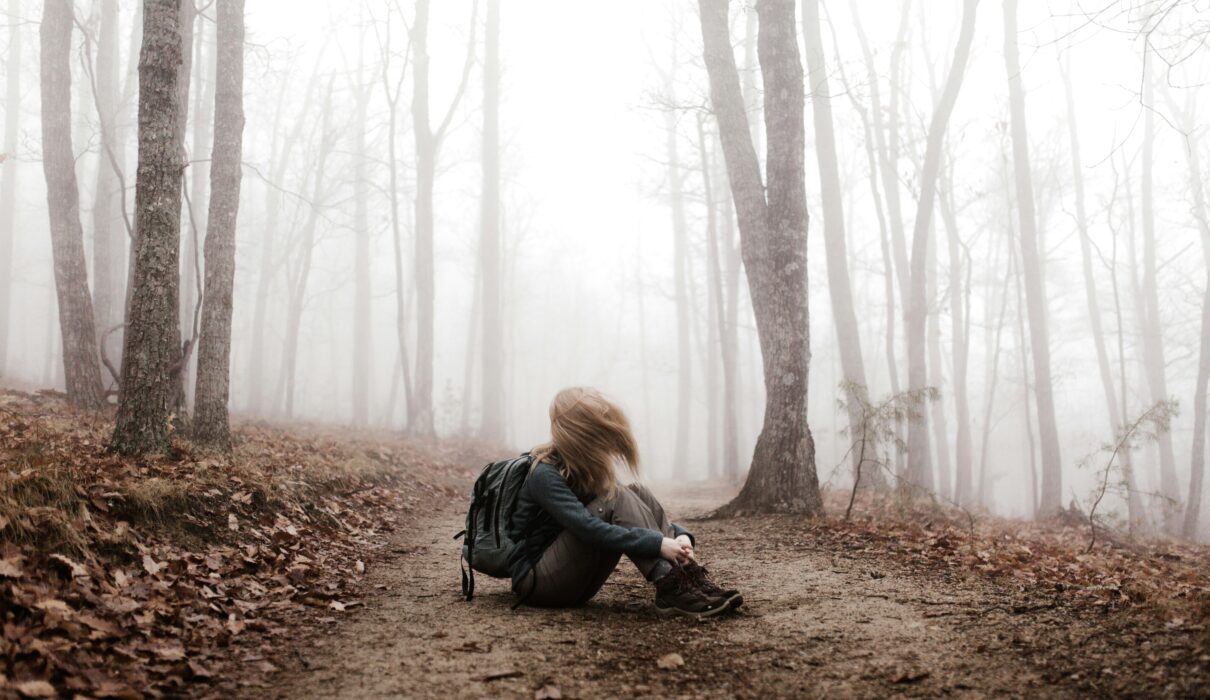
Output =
[{"x1": 507, "y1": 387, "x2": 742, "y2": 618}]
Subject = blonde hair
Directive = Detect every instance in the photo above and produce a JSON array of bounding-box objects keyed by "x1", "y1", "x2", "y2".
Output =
[{"x1": 532, "y1": 387, "x2": 640, "y2": 498}]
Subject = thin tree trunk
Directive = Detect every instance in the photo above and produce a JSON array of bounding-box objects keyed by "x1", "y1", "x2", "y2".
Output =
[
  {"x1": 1137, "y1": 73, "x2": 1181, "y2": 531},
  {"x1": 1172, "y1": 93, "x2": 1210, "y2": 538},
  {"x1": 697, "y1": 115, "x2": 724, "y2": 480},
  {"x1": 0, "y1": 0, "x2": 19, "y2": 377},
  {"x1": 665, "y1": 56, "x2": 692, "y2": 479},
  {"x1": 939, "y1": 152, "x2": 973, "y2": 506},
  {"x1": 1003, "y1": 0, "x2": 1062, "y2": 515},
  {"x1": 700, "y1": 0, "x2": 822, "y2": 515},
  {"x1": 90, "y1": 0, "x2": 125, "y2": 385},
  {"x1": 278, "y1": 84, "x2": 334, "y2": 420},
  {"x1": 927, "y1": 229, "x2": 952, "y2": 499},
  {"x1": 1187, "y1": 275, "x2": 1210, "y2": 538},
  {"x1": 904, "y1": 0, "x2": 979, "y2": 493},
  {"x1": 479, "y1": 0, "x2": 504, "y2": 442},
  {"x1": 1112, "y1": 162, "x2": 1145, "y2": 528},
  {"x1": 40, "y1": 0, "x2": 107, "y2": 409},
  {"x1": 111, "y1": 0, "x2": 187, "y2": 453},
  {"x1": 351, "y1": 25, "x2": 371, "y2": 428},
  {"x1": 180, "y1": 6, "x2": 211, "y2": 392},
  {"x1": 977, "y1": 228, "x2": 1011, "y2": 508},
  {"x1": 192, "y1": 0, "x2": 244, "y2": 450},
  {"x1": 802, "y1": 0, "x2": 869, "y2": 482},
  {"x1": 720, "y1": 148, "x2": 742, "y2": 481}
]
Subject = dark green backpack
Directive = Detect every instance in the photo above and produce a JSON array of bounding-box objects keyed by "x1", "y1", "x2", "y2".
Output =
[{"x1": 455, "y1": 453, "x2": 534, "y2": 600}]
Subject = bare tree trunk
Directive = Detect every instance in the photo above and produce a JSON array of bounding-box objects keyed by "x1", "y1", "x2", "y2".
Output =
[
  {"x1": 697, "y1": 116, "x2": 725, "y2": 480},
  {"x1": 351, "y1": 26, "x2": 371, "y2": 428},
  {"x1": 1003, "y1": 0, "x2": 1062, "y2": 515},
  {"x1": 409, "y1": 0, "x2": 477, "y2": 437},
  {"x1": 720, "y1": 155, "x2": 742, "y2": 481},
  {"x1": 183, "y1": 11, "x2": 214, "y2": 407},
  {"x1": 192, "y1": 0, "x2": 244, "y2": 450},
  {"x1": 0, "y1": 0, "x2": 19, "y2": 377},
  {"x1": 700, "y1": 0, "x2": 822, "y2": 515},
  {"x1": 1187, "y1": 275, "x2": 1210, "y2": 538},
  {"x1": 89, "y1": 0, "x2": 125, "y2": 385},
  {"x1": 40, "y1": 0, "x2": 107, "y2": 409},
  {"x1": 927, "y1": 230, "x2": 952, "y2": 499},
  {"x1": 278, "y1": 84, "x2": 335, "y2": 420},
  {"x1": 479, "y1": 0, "x2": 505, "y2": 442},
  {"x1": 802, "y1": 0, "x2": 869, "y2": 482},
  {"x1": 180, "y1": 6, "x2": 210, "y2": 383},
  {"x1": 1137, "y1": 74, "x2": 1181, "y2": 532},
  {"x1": 904, "y1": 0, "x2": 978, "y2": 493},
  {"x1": 1011, "y1": 238, "x2": 1039, "y2": 516},
  {"x1": 977, "y1": 228, "x2": 1011, "y2": 508},
  {"x1": 664, "y1": 57, "x2": 692, "y2": 479},
  {"x1": 1173, "y1": 93, "x2": 1210, "y2": 538},
  {"x1": 939, "y1": 153, "x2": 973, "y2": 506},
  {"x1": 111, "y1": 0, "x2": 186, "y2": 453},
  {"x1": 1112, "y1": 161, "x2": 1145, "y2": 528},
  {"x1": 850, "y1": 0, "x2": 908, "y2": 478}
]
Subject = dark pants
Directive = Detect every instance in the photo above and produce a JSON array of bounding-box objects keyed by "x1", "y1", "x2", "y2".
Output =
[{"x1": 521, "y1": 483, "x2": 675, "y2": 608}]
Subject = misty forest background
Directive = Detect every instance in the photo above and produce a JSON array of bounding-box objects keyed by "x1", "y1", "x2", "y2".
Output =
[{"x1": 2, "y1": 0, "x2": 1210, "y2": 538}]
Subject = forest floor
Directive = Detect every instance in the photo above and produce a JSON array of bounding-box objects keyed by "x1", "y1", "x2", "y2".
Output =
[{"x1": 2, "y1": 390, "x2": 1210, "y2": 698}]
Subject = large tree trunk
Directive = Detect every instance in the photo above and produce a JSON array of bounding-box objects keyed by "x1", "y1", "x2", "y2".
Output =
[
  {"x1": 479, "y1": 0, "x2": 505, "y2": 442},
  {"x1": 802, "y1": 0, "x2": 869, "y2": 482},
  {"x1": 664, "y1": 58, "x2": 692, "y2": 479},
  {"x1": 0, "y1": 0, "x2": 19, "y2": 377},
  {"x1": 1003, "y1": 0, "x2": 1062, "y2": 515},
  {"x1": 110, "y1": 0, "x2": 186, "y2": 453},
  {"x1": 904, "y1": 0, "x2": 978, "y2": 493},
  {"x1": 191, "y1": 0, "x2": 244, "y2": 450},
  {"x1": 700, "y1": 0, "x2": 822, "y2": 515},
  {"x1": 40, "y1": 0, "x2": 107, "y2": 409}
]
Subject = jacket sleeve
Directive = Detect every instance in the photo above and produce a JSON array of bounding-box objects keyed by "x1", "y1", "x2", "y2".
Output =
[
  {"x1": 528, "y1": 465, "x2": 664, "y2": 559},
  {"x1": 671, "y1": 523, "x2": 695, "y2": 546}
]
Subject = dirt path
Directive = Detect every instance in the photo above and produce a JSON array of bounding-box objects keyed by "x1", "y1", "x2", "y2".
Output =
[{"x1": 263, "y1": 484, "x2": 1157, "y2": 699}]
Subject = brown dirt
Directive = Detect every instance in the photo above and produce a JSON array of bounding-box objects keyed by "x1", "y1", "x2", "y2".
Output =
[{"x1": 264, "y1": 481, "x2": 1210, "y2": 699}]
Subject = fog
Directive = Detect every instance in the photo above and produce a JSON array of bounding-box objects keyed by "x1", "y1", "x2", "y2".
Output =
[{"x1": 3, "y1": 0, "x2": 1209, "y2": 535}]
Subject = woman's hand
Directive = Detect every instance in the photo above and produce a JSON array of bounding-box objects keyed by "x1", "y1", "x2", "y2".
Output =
[
  {"x1": 675, "y1": 534, "x2": 696, "y2": 562},
  {"x1": 660, "y1": 537, "x2": 693, "y2": 564}
]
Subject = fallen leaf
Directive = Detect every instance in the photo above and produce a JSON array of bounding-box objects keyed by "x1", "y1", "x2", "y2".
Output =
[
  {"x1": 535, "y1": 683, "x2": 563, "y2": 699},
  {"x1": 228, "y1": 513, "x2": 239, "y2": 531},
  {"x1": 35, "y1": 599, "x2": 74, "y2": 617},
  {"x1": 0, "y1": 556, "x2": 23, "y2": 578},
  {"x1": 15, "y1": 680, "x2": 56, "y2": 698},
  {"x1": 50, "y1": 553, "x2": 89, "y2": 579},
  {"x1": 657, "y1": 652, "x2": 685, "y2": 670},
  {"x1": 891, "y1": 669, "x2": 930, "y2": 684},
  {"x1": 477, "y1": 669, "x2": 523, "y2": 682},
  {"x1": 152, "y1": 642, "x2": 186, "y2": 660},
  {"x1": 142, "y1": 555, "x2": 164, "y2": 577},
  {"x1": 355, "y1": 560, "x2": 366, "y2": 574}
]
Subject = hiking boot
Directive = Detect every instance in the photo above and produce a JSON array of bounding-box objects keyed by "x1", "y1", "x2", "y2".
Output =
[
  {"x1": 654, "y1": 567, "x2": 730, "y2": 619},
  {"x1": 683, "y1": 561, "x2": 743, "y2": 610}
]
